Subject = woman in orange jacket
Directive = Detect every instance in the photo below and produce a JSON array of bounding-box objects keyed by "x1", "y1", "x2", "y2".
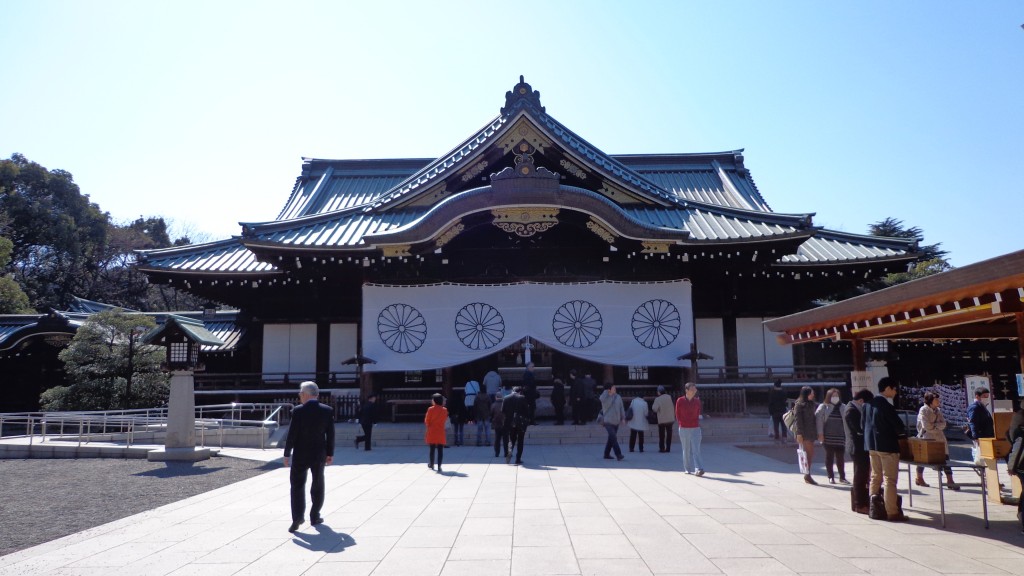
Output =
[{"x1": 424, "y1": 393, "x2": 449, "y2": 473}]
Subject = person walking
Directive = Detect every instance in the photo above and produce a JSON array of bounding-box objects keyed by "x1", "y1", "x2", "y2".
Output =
[
  {"x1": 424, "y1": 393, "x2": 448, "y2": 473},
  {"x1": 503, "y1": 386, "x2": 529, "y2": 465},
  {"x1": 915, "y1": 391, "x2": 959, "y2": 490},
  {"x1": 815, "y1": 388, "x2": 848, "y2": 484},
  {"x1": 628, "y1": 395, "x2": 649, "y2": 452},
  {"x1": 491, "y1": 395, "x2": 507, "y2": 459},
  {"x1": 473, "y1": 388, "x2": 492, "y2": 446},
  {"x1": 651, "y1": 385, "x2": 675, "y2": 453},
  {"x1": 1007, "y1": 406, "x2": 1024, "y2": 534},
  {"x1": 865, "y1": 377, "x2": 910, "y2": 522},
  {"x1": 843, "y1": 389, "x2": 874, "y2": 514},
  {"x1": 967, "y1": 387, "x2": 994, "y2": 463},
  {"x1": 768, "y1": 379, "x2": 789, "y2": 443},
  {"x1": 551, "y1": 377, "x2": 567, "y2": 425},
  {"x1": 600, "y1": 384, "x2": 626, "y2": 461},
  {"x1": 283, "y1": 381, "x2": 335, "y2": 533},
  {"x1": 793, "y1": 386, "x2": 821, "y2": 484},
  {"x1": 569, "y1": 369, "x2": 585, "y2": 425},
  {"x1": 675, "y1": 382, "x2": 704, "y2": 476},
  {"x1": 354, "y1": 393, "x2": 377, "y2": 451}
]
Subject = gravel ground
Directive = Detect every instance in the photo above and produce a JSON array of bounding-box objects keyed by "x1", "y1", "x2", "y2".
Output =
[{"x1": 0, "y1": 456, "x2": 279, "y2": 557}]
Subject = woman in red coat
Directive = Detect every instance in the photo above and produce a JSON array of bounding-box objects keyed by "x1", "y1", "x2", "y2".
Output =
[{"x1": 424, "y1": 393, "x2": 449, "y2": 473}]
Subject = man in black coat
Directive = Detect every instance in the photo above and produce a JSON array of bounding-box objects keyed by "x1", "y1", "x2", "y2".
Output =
[
  {"x1": 767, "y1": 379, "x2": 789, "y2": 442},
  {"x1": 843, "y1": 389, "x2": 874, "y2": 514},
  {"x1": 551, "y1": 378, "x2": 566, "y2": 425},
  {"x1": 502, "y1": 386, "x2": 529, "y2": 465},
  {"x1": 354, "y1": 393, "x2": 377, "y2": 451},
  {"x1": 569, "y1": 369, "x2": 585, "y2": 425},
  {"x1": 284, "y1": 381, "x2": 336, "y2": 532},
  {"x1": 863, "y1": 377, "x2": 908, "y2": 522},
  {"x1": 522, "y1": 363, "x2": 538, "y2": 425}
]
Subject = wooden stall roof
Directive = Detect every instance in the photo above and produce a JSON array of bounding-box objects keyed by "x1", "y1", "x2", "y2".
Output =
[{"x1": 764, "y1": 250, "x2": 1024, "y2": 344}]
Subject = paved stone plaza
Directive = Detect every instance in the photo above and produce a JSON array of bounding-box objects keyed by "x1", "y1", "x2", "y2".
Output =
[{"x1": 1, "y1": 441, "x2": 1022, "y2": 575}]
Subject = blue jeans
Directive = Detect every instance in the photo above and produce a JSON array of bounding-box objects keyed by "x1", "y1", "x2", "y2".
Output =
[
  {"x1": 678, "y1": 427, "x2": 704, "y2": 473},
  {"x1": 475, "y1": 420, "x2": 490, "y2": 445},
  {"x1": 603, "y1": 424, "x2": 622, "y2": 458},
  {"x1": 453, "y1": 422, "x2": 464, "y2": 446}
]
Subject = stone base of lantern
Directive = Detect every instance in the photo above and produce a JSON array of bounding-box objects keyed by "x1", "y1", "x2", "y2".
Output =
[{"x1": 147, "y1": 447, "x2": 213, "y2": 462}]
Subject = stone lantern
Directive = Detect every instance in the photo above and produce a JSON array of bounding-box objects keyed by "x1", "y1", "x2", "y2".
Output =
[{"x1": 142, "y1": 315, "x2": 224, "y2": 462}]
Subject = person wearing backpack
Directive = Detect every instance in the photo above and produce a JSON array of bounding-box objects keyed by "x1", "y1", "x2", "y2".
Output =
[{"x1": 843, "y1": 389, "x2": 874, "y2": 514}]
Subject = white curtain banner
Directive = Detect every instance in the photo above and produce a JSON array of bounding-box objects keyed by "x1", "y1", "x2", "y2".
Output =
[{"x1": 362, "y1": 281, "x2": 693, "y2": 372}]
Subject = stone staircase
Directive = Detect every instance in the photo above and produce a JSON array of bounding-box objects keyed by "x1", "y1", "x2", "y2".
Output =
[{"x1": 289, "y1": 417, "x2": 777, "y2": 450}]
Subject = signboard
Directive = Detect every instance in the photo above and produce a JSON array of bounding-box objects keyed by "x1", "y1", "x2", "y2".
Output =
[
  {"x1": 850, "y1": 371, "x2": 873, "y2": 395},
  {"x1": 964, "y1": 375, "x2": 992, "y2": 410}
]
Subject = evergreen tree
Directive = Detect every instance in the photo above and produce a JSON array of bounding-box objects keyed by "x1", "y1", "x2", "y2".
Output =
[{"x1": 42, "y1": 309, "x2": 168, "y2": 410}]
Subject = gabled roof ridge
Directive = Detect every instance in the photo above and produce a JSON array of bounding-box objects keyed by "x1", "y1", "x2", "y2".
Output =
[
  {"x1": 371, "y1": 115, "x2": 508, "y2": 209},
  {"x1": 241, "y1": 202, "x2": 404, "y2": 236},
  {"x1": 655, "y1": 194, "x2": 813, "y2": 227},
  {"x1": 137, "y1": 237, "x2": 243, "y2": 258},
  {"x1": 812, "y1": 228, "x2": 919, "y2": 250}
]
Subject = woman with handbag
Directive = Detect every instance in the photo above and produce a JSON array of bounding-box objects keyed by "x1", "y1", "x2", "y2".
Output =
[
  {"x1": 794, "y1": 386, "x2": 820, "y2": 485},
  {"x1": 915, "y1": 391, "x2": 959, "y2": 490}
]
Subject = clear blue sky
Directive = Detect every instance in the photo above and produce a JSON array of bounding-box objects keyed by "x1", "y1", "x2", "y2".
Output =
[{"x1": 2, "y1": 1, "x2": 1021, "y2": 267}]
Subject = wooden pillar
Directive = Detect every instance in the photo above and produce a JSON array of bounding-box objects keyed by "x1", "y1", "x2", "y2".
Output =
[
  {"x1": 1016, "y1": 312, "x2": 1024, "y2": 378},
  {"x1": 603, "y1": 364, "x2": 615, "y2": 387},
  {"x1": 851, "y1": 337, "x2": 866, "y2": 371}
]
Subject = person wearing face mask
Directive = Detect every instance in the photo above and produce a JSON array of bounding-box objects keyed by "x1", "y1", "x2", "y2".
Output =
[{"x1": 815, "y1": 388, "x2": 848, "y2": 484}]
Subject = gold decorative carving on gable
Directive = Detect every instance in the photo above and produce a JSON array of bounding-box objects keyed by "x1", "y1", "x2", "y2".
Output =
[
  {"x1": 497, "y1": 120, "x2": 550, "y2": 154},
  {"x1": 435, "y1": 221, "x2": 465, "y2": 248},
  {"x1": 382, "y1": 245, "x2": 412, "y2": 258},
  {"x1": 559, "y1": 159, "x2": 587, "y2": 180},
  {"x1": 586, "y1": 219, "x2": 616, "y2": 244},
  {"x1": 460, "y1": 161, "x2": 488, "y2": 183},
  {"x1": 641, "y1": 241, "x2": 671, "y2": 254},
  {"x1": 492, "y1": 207, "x2": 559, "y2": 238}
]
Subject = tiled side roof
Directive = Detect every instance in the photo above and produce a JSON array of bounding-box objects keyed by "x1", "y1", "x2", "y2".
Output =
[
  {"x1": 779, "y1": 230, "x2": 915, "y2": 265},
  {"x1": 244, "y1": 207, "x2": 429, "y2": 247},
  {"x1": 137, "y1": 239, "x2": 278, "y2": 274},
  {"x1": 276, "y1": 159, "x2": 429, "y2": 220},
  {"x1": 621, "y1": 205, "x2": 804, "y2": 242}
]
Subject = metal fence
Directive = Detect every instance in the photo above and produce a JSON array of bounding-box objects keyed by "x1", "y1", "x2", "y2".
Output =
[{"x1": 0, "y1": 403, "x2": 290, "y2": 450}]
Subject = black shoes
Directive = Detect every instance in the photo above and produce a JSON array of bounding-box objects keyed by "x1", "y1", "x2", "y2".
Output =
[
  {"x1": 288, "y1": 520, "x2": 302, "y2": 533},
  {"x1": 604, "y1": 455, "x2": 614, "y2": 460},
  {"x1": 311, "y1": 515, "x2": 324, "y2": 526},
  {"x1": 695, "y1": 469, "x2": 705, "y2": 477},
  {"x1": 804, "y1": 474, "x2": 818, "y2": 485},
  {"x1": 616, "y1": 455, "x2": 624, "y2": 461}
]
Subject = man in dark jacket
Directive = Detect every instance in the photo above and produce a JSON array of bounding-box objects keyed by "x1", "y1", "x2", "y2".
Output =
[
  {"x1": 284, "y1": 381, "x2": 335, "y2": 532},
  {"x1": 967, "y1": 387, "x2": 994, "y2": 463},
  {"x1": 354, "y1": 393, "x2": 376, "y2": 451},
  {"x1": 843, "y1": 389, "x2": 874, "y2": 514},
  {"x1": 522, "y1": 363, "x2": 538, "y2": 425},
  {"x1": 864, "y1": 377, "x2": 908, "y2": 522},
  {"x1": 551, "y1": 378, "x2": 566, "y2": 425},
  {"x1": 569, "y1": 369, "x2": 585, "y2": 425},
  {"x1": 767, "y1": 379, "x2": 788, "y2": 442},
  {"x1": 502, "y1": 386, "x2": 529, "y2": 465},
  {"x1": 581, "y1": 372, "x2": 598, "y2": 422}
]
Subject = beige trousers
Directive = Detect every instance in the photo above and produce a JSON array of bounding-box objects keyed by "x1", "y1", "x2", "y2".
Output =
[{"x1": 869, "y1": 450, "x2": 901, "y2": 517}]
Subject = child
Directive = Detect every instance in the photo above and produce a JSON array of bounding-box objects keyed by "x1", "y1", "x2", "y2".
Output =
[{"x1": 424, "y1": 393, "x2": 448, "y2": 473}]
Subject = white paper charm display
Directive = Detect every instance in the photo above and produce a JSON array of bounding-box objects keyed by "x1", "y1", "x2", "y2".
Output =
[{"x1": 362, "y1": 281, "x2": 693, "y2": 372}]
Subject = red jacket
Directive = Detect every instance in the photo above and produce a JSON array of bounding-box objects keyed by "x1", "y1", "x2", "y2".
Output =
[
  {"x1": 675, "y1": 396, "x2": 701, "y2": 428},
  {"x1": 424, "y1": 404, "x2": 449, "y2": 445}
]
